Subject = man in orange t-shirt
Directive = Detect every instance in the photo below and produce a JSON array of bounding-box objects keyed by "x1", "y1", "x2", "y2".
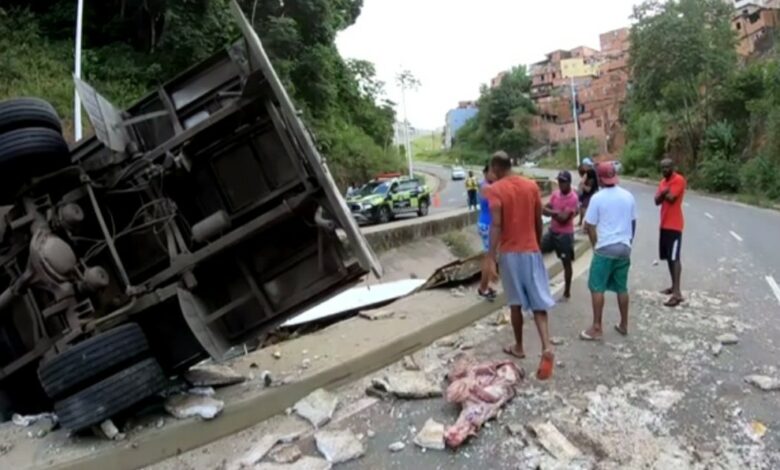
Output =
[
  {"x1": 654, "y1": 158, "x2": 686, "y2": 307},
  {"x1": 484, "y1": 151, "x2": 555, "y2": 380}
]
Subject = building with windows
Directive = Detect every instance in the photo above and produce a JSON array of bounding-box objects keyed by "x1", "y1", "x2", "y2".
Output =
[
  {"x1": 443, "y1": 101, "x2": 478, "y2": 149},
  {"x1": 732, "y1": 3, "x2": 780, "y2": 57}
]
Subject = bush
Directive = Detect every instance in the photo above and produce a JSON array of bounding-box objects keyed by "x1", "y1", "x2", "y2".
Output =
[
  {"x1": 696, "y1": 155, "x2": 740, "y2": 193},
  {"x1": 622, "y1": 111, "x2": 667, "y2": 175},
  {"x1": 739, "y1": 155, "x2": 780, "y2": 200}
]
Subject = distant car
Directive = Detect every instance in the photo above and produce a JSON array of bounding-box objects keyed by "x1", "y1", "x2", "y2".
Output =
[
  {"x1": 523, "y1": 161, "x2": 538, "y2": 169},
  {"x1": 451, "y1": 166, "x2": 466, "y2": 180}
]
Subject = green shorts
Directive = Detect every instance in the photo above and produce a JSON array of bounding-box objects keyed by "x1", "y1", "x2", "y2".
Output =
[{"x1": 588, "y1": 253, "x2": 630, "y2": 294}]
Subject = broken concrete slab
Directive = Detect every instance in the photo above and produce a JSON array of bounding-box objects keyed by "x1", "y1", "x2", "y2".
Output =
[
  {"x1": 12, "y1": 412, "x2": 57, "y2": 428},
  {"x1": 164, "y1": 394, "x2": 224, "y2": 420},
  {"x1": 370, "y1": 371, "x2": 442, "y2": 399},
  {"x1": 184, "y1": 364, "x2": 246, "y2": 387},
  {"x1": 414, "y1": 418, "x2": 445, "y2": 450},
  {"x1": 717, "y1": 333, "x2": 739, "y2": 346},
  {"x1": 359, "y1": 309, "x2": 394, "y2": 321},
  {"x1": 646, "y1": 390, "x2": 684, "y2": 412},
  {"x1": 402, "y1": 355, "x2": 420, "y2": 371},
  {"x1": 529, "y1": 421, "x2": 581, "y2": 462},
  {"x1": 253, "y1": 456, "x2": 332, "y2": 470},
  {"x1": 293, "y1": 388, "x2": 338, "y2": 428},
  {"x1": 744, "y1": 375, "x2": 780, "y2": 391},
  {"x1": 314, "y1": 429, "x2": 365, "y2": 463},
  {"x1": 98, "y1": 419, "x2": 124, "y2": 441},
  {"x1": 712, "y1": 342, "x2": 723, "y2": 357},
  {"x1": 229, "y1": 434, "x2": 282, "y2": 469},
  {"x1": 268, "y1": 444, "x2": 302, "y2": 464}
]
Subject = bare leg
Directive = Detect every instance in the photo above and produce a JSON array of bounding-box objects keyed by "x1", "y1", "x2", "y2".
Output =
[
  {"x1": 562, "y1": 259, "x2": 573, "y2": 299},
  {"x1": 533, "y1": 311, "x2": 552, "y2": 353},
  {"x1": 617, "y1": 292, "x2": 629, "y2": 333},
  {"x1": 583, "y1": 291, "x2": 605, "y2": 338},
  {"x1": 505, "y1": 306, "x2": 525, "y2": 358},
  {"x1": 671, "y1": 260, "x2": 682, "y2": 299}
]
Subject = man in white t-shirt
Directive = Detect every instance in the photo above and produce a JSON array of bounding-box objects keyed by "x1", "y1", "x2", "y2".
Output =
[{"x1": 580, "y1": 162, "x2": 637, "y2": 341}]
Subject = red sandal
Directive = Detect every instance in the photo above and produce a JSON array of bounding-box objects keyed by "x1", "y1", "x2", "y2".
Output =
[{"x1": 536, "y1": 351, "x2": 554, "y2": 380}]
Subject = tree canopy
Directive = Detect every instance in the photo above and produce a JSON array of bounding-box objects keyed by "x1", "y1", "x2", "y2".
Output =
[{"x1": 0, "y1": 0, "x2": 401, "y2": 185}]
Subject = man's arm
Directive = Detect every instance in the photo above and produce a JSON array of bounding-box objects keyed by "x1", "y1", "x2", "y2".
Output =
[
  {"x1": 488, "y1": 203, "x2": 503, "y2": 262},
  {"x1": 542, "y1": 201, "x2": 558, "y2": 218},
  {"x1": 664, "y1": 178, "x2": 683, "y2": 203},
  {"x1": 631, "y1": 219, "x2": 637, "y2": 243},
  {"x1": 654, "y1": 187, "x2": 669, "y2": 206},
  {"x1": 583, "y1": 196, "x2": 598, "y2": 247},
  {"x1": 585, "y1": 222, "x2": 597, "y2": 247},
  {"x1": 535, "y1": 193, "x2": 543, "y2": 247}
]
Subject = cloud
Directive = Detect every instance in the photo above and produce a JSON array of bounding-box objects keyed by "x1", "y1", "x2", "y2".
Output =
[{"x1": 337, "y1": 0, "x2": 638, "y2": 129}]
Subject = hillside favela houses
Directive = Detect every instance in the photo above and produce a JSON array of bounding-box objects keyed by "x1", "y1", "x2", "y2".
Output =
[
  {"x1": 526, "y1": 27, "x2": 631, "y2": 157},
  {"x1": 732, "y1": 1, "x2": 780, "y2": 57},
  {"x1": 443, "y1": 101, "x2": 478, "y2": 149}
]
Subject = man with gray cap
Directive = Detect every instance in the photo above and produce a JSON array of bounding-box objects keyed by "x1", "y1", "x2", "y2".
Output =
[{"x1": 542, "y1": 170, "x2": 579, "y2": 300}]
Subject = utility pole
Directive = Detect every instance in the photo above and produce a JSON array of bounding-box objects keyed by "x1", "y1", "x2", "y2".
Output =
[
  {"x1": 570, "y1": 76, "x2": 581, "y2": 167},
  {"x1": 396, "y1": 70, "x2": 421, "y2": 177},
  {"x1": 74, "y1": 0, "x2": 85, "y2": 141}
]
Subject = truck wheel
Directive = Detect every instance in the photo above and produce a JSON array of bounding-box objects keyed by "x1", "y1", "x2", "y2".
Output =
[
  {"x1": 0, "y1": 98, "x2": 62, "y2": 135},
  {"x1": 418, "y1": 200, "x2": 429, "y2": 217},
  {"x1": 0, "y1": 127, "x2": 70, "y2": 203},
  {"x1": 378, "y1": 206, "x2": 392, "y2": 224},
  {"x1": 38, "y1": 324, "x2": 150, "y2": 400},
  {"x1": 54, "y1": 358, "x2": 168, "y2": 431}
]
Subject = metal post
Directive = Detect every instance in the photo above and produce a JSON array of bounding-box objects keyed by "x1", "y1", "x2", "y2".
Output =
[
  {"x1": 570, "y1": 76, "x2": 581, "y2": 167},
  {"x1": 400, "y1": 84, "x2": 413, "y2": 177},
  {"x1": 74, "y1": 0, "x2": 84, "y2": 141}
]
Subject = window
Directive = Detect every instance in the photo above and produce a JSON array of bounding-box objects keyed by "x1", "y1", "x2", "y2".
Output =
[
  {"x1": 736, "y1": 21, "x2": 742, "y2": 30},
  {"x1": 399, "y1": 181, "x2": 418, "y2": 191}
]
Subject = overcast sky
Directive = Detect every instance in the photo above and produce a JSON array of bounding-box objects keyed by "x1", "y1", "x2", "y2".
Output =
[{"x1": 336, "y1": 0, "x2": 639, "y2": 130}]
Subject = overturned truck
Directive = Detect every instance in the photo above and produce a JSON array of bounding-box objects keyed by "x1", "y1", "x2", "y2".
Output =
[{"x1": 0, "y1": 2, "x2": 380, "y2": 431}]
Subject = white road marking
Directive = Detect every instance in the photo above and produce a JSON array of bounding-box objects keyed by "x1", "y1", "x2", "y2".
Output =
[
  {"x1": 729, "y1": 231, "x2": 743, "y2": 242},
  {"x1": 705, "y1": 212, "x2": 714, "y2": 220},
  {"x1": 766, "y1": 276, "x2": 780, "y2": 305}
]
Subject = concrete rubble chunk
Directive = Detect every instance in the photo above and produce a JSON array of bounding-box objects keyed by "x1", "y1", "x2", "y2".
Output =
[
  {"x1": 269, "y1": 444, "x2": 302, "y2": 464},
  {"x1": 371, "y1": 371, "x2": 442, "y2": 399},
  {"x1": 647, "y1": 389, "x2": 684, "y2": 412},
  {"x1": 359, "y1": 309, "x2": 394, "y2": 320},
  {"x1": 745, "y1": 374, "x2": 780, "y2": 391},
  {"x1": 98, "y1": 419, "x2": 125, "y2": 441},
  {"x1": 414, "y1": 418, "x2": 445, "y2": 450},
  {"x1": 189, "y1": 387, "x2": 216, "y2": 397},
  {"x1": 712, "y1": 342, "x2": 723, "y2": 357},
  {"x1": 230, "y1": 434, "x2": 282, "y2": 469},
  {"x1": 164, "y1": 394, "x2": 224, "y2": 420},
  {"x1": 12, "y1": 412, "x2": 57, "y2": 428},
  {"x1": 717, "y1": 333, "x2": 739, "y2": 345},
  {"x1": 388, "y1": 441, "x2": 406, "y2": 452},
  {"x1": 529, "y1": 421, "x2": 581, "y2": 462},
  {"x1": 435, "y1": 335, "x2": 459, "y2": 348},
  {"x1": 273, "y1": 350, "x2": 282, "y2": 359},
  {"x1": 315, "y1": 429, "x2": 365, "y2": 463},
  {"x1": 550, "y1": 337, "x2": 566, "y2": 346},
  {"x1": 253, "y1": 456, "x2": 332, "y2": 470},
  {"x1": 293, "y1": 388, "x2": 338, "y2": 427},
  {"x1": 0, "y1": 442, "x2": 12, "y2": 456},
  {"x1": 184, "y1": 364, "x2": 246, "y2": 387}
]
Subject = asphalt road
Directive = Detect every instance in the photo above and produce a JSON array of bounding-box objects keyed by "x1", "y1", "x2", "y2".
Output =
[
  {"x1": 416, "y1": 162, "x2": 473, "y2": 212},
  {"x1": 337, "y1": 170, "x2": 780, "y2": 468}
]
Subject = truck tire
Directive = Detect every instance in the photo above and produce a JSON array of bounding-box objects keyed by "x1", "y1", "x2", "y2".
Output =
[
  {"x1": 0, "y1": 127, "x2": 70, "y2": 202},
  {"x1": 54, "y1": 358, "x2": 168, "y2": 431},
  {"x1": 38, "y1": 324, "x2": 150, "y2": 400},
  {"x1": 0, "y1": 98, "x2": 62, "y2": 135}
]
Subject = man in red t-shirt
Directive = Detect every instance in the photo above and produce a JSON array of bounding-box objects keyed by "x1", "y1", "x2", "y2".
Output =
[
  {"x1": 484, "y1": 151, "x2": 555, "y2": 380},
  {"x1": 654, "y1": 158, "x2": 686, "y2": 307}
]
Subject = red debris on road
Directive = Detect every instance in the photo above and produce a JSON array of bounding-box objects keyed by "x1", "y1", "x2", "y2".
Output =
[{"x1": 443, "y1": 356, "x2": 525, "y2": 448}]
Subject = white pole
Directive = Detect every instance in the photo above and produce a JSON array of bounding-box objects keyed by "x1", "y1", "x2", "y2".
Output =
[
  {"x1": 400, "y1": 83, "x2": 413, "y2": 177},
  {"x1": 570, "y1": 76, "x2": 581, "y2": 167},
  {"x1": 74, "y1": 0, "x2": 84, "y2": 142}
]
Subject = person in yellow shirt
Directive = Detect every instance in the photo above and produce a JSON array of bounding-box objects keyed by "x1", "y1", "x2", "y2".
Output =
[{"x1": 466, "y1": 171, "x2": 479, "y2": 210}]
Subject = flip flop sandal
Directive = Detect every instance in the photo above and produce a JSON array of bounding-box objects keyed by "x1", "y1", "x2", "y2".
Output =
[
  {"x1": 614, "y1": 325, "x2": 628, "y2": 336},
  {"x1": 537, "y1": 352, "x2": 554, "y2": 381},
  {"x1": 503, "y1": 345, "x2": 526, "y2": 359},
  {"x1": 664, "y1": 297, "x2": 683, "y2": 308},
  {"x1": 579, "y1": 330, "x2": 602, "y2": 341}
]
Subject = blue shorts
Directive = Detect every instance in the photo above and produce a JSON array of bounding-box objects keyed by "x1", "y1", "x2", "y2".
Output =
[
  {"x1": 477, "y1": 223, "x2": 490, "y2": 252},
  {"x1": 499, "y1": 252, "x2": 555, "y2": 315}
]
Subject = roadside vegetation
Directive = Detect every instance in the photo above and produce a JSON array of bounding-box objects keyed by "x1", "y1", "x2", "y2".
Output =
[
  {"x1": 624, "y1": 0, "x2": 780, "y2": 202},
  {"x1": 0, "y1": 0, "x2": 403, "y2": 187}
]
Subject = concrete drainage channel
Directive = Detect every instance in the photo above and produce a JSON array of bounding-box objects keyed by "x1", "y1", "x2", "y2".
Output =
[{"x1": 2, "y1": 183, "x2": 578, "y2": 470}]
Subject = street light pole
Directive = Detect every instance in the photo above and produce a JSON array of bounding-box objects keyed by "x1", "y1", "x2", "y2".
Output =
[
  {"x1": 400, "y1": 82, "x2": 413, "y2": 177},
  {"x1": 570, "y1": 76, "x2": 581, "y2": 167},
  {"x1": 74, "y1": 0, "x2": 84, "y2": 142}
]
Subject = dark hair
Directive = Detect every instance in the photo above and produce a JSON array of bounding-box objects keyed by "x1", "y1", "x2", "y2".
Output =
[
  {"x1": 490, "y1": 150, "x2": 512, "y2": 171},
  {"x1": 483, "y1": 164, "x2": 489, "y2": 174}
]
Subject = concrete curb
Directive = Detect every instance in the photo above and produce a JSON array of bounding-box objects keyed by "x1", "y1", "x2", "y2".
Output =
[{"x1": 48, "y1": 240, "x2": 591, "y2": 470}]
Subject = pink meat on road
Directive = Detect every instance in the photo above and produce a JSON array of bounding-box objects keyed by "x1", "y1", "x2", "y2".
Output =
[{"x1": 444, "y1": 356, "x2": 525, "y2": 448}]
